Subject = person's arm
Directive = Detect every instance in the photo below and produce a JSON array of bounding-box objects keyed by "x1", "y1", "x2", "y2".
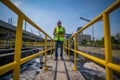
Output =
[
  {"x1": 53, "y1": 27, "x2": 57, "y2": 35},
  {"x1": 63, "y1": 27, "x2": 66, "y2": 36}
]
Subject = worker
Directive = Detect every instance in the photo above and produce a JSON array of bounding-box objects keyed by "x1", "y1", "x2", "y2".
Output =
[{"x1": 53, "y1": 20, "x2": 66, "y2": 60}]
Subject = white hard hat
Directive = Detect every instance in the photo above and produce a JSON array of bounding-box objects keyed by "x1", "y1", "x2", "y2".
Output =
[{"x1": 57, "y1": 20, "x2": 61, "y2": 24}]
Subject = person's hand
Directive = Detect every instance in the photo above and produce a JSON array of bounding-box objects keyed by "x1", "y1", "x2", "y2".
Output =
[{"x1": 54, "y1": 33, "x2": 58, "y2": 35}]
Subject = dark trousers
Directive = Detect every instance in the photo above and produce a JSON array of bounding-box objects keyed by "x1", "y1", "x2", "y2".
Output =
[{"x1": 55, "y1": 40, "x2": 63, "y2": 59}]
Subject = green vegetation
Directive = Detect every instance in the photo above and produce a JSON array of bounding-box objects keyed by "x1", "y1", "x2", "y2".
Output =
[
  {"x1": 78, "y1": 32, "x2": 120, "y2": 49},
  {"x1": 77, "y1": 32, "x2": 120, "y2": 57}
]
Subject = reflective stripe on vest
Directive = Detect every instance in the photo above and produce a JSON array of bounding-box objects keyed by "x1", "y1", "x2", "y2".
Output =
[{"x1": 54, "y1": 26, "x2": 64, "y2": 41}]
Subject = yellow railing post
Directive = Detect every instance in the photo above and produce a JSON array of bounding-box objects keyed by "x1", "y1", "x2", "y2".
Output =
[
  {"x1": 103, "y1": 13, "x2": 113, "y2": 80},
  {"x1": 4, "y1": 40, "x2": 5, "y2": 49},
  {"x1": 50, "y1": 40, "x2": 53, "y2": 60},
  {"x1": 53, "y1": 41, "x2": 55, "y2": 54},
  {"x1": 65, "y1": 41, "x2": 67, "y2": 53},
  {"x1": 29, "y1": 41, "x2": 31, "y2": 47},
  {"x1": 73, "y1": 35, "x2": 77, "y2": 71},
  {"x1": 43, "y1": 35, "x2": 48, "y2": 70},
  {"x1": 10, "y1": 40, "x2": 12, "y2": 49},
  {"x1": 27, "y1": 42, "x2": 29, "y2": 47},
  {"x1": 68, "y1": 39, "x2": 70, "y2": 60},
  {"x1": 13, "y1": 16, "x2": 23, "y2": 80},
  {"x1": 63, "y1": 41, "x2": 65, "y2": 52},
  {"x1": 29, "y1": 42, "x2": 30, "y2": 47}
]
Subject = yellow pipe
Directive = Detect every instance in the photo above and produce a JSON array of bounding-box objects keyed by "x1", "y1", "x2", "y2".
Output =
[
  {"x1": 65, "y1": 41, "x2": 67, "y2": 54},
  {"x1": 76, "y1": 50, "x2": 105, "y2": 66},
  {"x1": 64, "y1": 46, "x2": 105, "y2": 66},
  {"x1": 103, "y1": 14, "x2": 113, "y2": 80},
  {"x1": 72, "y1": 0, "x2": 120, "y2": 37},
  {"x1": 64, "y1": 41, "x2": 66, "y2": 53},
  {"x1": 63, "y1": 41, "x2": 65, "y2": 52},
  {"x1": 13, "y1": 16, "x2": 23, "y2": 80},
  {"x1": 108, "y1": 63, "x2": 120, "y2": 73},
  {"x1": 0, "y1": 61, "x2": 17, "y2": 75},
  {"x1": 43, "y1": 35, "x2": 48, "y2": 70},
  {"x1": 0, "y1": 0, "x2": 54, "y2": 78},
  {"x1": 0, "y1": 0, "x2": 52, "y2": 39},
  {"x1": 20, "y1": 50, "x2": 49, "y2": 64},
  {"x1": 53, "y1": 41, "x2": 55, "y2": 54},
  {"x1": 73, "y1": 35, "x2": 77, "y2": 70},
  {"x1": 10, "y1": 40, "x2": 12, "y2": 49},
  {"x1": 68, "y1": 39, "x2": 70, "y2": 60},
  {"x1": 50, "y1": 40, "x2": 53, "y2": 60},
  {"x1": 65, "y1": 40, "x2": 67, "y2": 55}
]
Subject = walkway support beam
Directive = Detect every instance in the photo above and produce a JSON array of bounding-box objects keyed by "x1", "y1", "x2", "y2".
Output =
[
  {"x1": 103, "y1": 13, "x2": 113, "y2": 80},
  {"x1": 13, "y1": 15, "x2": 23, "y2": 80},
  {"x1": 73, "y1": 35, "x2": 77, "y2": 70},
  {"x1": 50, "y1": 40, "x2": 53, "y2": 60},
  {"x1": 68, "y1": 39, "x2": 70, "y2": 60},
  {"x1": 43, "y1": 35, "x2": 48, "y2": 70}
]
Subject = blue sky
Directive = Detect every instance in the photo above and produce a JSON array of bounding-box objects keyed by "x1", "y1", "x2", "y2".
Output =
[{"x1": 0, "y1": 0, "x2": 120, "y2": 39}]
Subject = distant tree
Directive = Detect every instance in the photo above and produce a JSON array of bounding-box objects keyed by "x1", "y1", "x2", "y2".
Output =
[
  {"x1": 101, "y1": 37, "x2": 104, "y2": 44},
  {"x1": 94, "y1": 33, "x2": 120, "y2": 49},
  {"x1": 81, "y1": 39, "x2": 87, "y2": 46},
  {"x1": 111, "y1": 36, "x2": 119, "y2": 44},
  {"x1": 101, "y1": 36, "x2": 118, "y2": 44},
  {"x1": 86, "y1": 41, "x2": 91, "y2": 46},
  {"x1": 115, "y1": 32, "x2": 120, "y2": 45},
  {"x1": 94, "y1": 40, "x2": 104, "y2": 47}
]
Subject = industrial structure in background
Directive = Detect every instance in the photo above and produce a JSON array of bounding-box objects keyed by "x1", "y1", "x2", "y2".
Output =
[
  {"x1": 76, "y1": 27, "x2": 91, "y2": 42},
  {"x1": 66, "y1": 27, "x2": 91, "y2": 42},
  {"x1": 0, "y1": 20, "x2": 43, "y2": 42}
]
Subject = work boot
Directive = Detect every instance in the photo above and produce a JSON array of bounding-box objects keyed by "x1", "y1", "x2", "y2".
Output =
[
  {"x1": 61, "y1": 57, "x2": 63, "y2": 60},
  {"x1": 54, "y1": 58, "x2": 58, "y2": 61}
]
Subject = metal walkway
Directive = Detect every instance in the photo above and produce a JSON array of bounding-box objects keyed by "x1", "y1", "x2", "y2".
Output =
[
  {"x1": 35, "y1": 50, "x2": 85, "y2": 80},
  {"x1": 0, "y1": 0, "x2": 120, "y2": 80}
]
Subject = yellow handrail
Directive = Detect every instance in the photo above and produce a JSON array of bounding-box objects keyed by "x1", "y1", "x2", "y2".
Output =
[
  {"x1": 0, "y1": 40, "x2": 14, "y2": 49},
  {"x1": 0, "y1": 61, "x2": 17, "y2": 75},
  {"x1": 0, "y1": 40, "x2": 53, "y2": 49},
  {"x1": 64, "y1": 0, "x2": 120, "y2": 80},
  {"x1": 0, "y1": 0, "x2": 54, "y2": 80}
]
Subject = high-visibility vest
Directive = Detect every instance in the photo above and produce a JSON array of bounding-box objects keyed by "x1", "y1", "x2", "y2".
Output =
[{"x1": 54, "y1": 26, "x2": 64, "y2": 41}]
